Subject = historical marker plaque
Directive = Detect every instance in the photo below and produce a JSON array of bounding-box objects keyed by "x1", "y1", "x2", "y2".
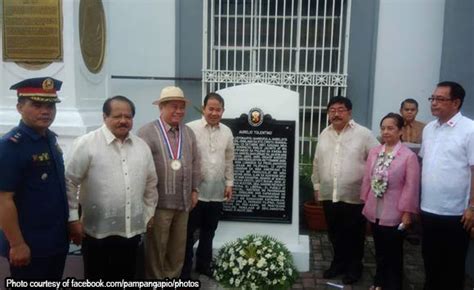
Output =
[
  {"x1": 221, "y1": 111, "x2": 295, "y2": 223},
  {"x1": 3, "y1": 0, "x2": 62, "y2": 61}
]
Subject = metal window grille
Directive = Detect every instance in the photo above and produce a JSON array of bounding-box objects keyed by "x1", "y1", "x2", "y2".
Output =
[{"x1": 202, "y1": 0, "x2": 351, "y2": 158}]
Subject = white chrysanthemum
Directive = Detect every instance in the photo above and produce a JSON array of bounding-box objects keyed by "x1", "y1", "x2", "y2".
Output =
[
  {"x1": 235, "y1": 278, "x2": 240, "y2": 286},
  {"x1": 248, "y1": 258, "x2": 255, "y2": 265},
  {"x1": 256, "y1": 258, "x2": 266, "y2": 268},
  {"x1": 239, "y1": 249, "x2": 245, "y2": 255},
  {"x1": 261, "y1": 271, "x2": 268, "y2": 277},
  {"x1": 265, "y1": 253, "x2": 271, "y2": 258},
  {"x1": 222, "y1": 262, "x2": 228, "y2": 270},
  {"x1": 270, "y1": 264, "x2": 276, "y2": 270},
  {"x1": 230, "y1": 278, "x2": 234, "y2": 285},
  {"x1": 232, "y1": 267, "x2": 239, "y2": 275}
]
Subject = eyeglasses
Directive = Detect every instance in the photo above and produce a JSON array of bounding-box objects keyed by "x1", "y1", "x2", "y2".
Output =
[
  {"x1": 428, "y1": 96, "x2": 452, "y2": 103},
  {"x1": 328, "y1": 108, "x2": 348, "y2": 114}
]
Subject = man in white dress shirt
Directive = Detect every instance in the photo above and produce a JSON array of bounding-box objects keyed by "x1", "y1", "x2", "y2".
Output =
[
  {"x1": 181, "y1": 92, "x2": 234, "y2": 279},
  {"x1": 312, "y1": 96, "x2": 378, "y2": 285},
  {"x1": 420, "y1": 81, "x2": 474, "y2": 290},
  {"x1": 66, "y1": 96, "x2": 158, "y2": 280}
]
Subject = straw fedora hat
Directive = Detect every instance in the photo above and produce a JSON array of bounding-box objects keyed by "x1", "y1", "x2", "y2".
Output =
[{"x1": 152, "y1": 86, "x2": 190, "y2": 105}]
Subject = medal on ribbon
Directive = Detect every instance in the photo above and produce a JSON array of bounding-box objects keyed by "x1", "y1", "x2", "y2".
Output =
[{"x1": 157, "y1": 118, "x2": 183, "y2": 171}]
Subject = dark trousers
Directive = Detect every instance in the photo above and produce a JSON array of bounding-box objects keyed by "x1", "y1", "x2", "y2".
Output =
[
  {"x1": 82, "y1": 234, "x2": 141, "y2": 280},
  {"x1": 182, "y1": 201, "x2": 222, "y2": 278},
  {"x1": 10, "y1": 253, "x2": 66, "y2": 280},
  {"x1": 371, "y1": 221, "x2": 403, "y2": 290},
  {"x1": 322, "y1": 201, "x2": 366, "y2": 275},
  {"x1": 421, "y1": 211, "x2": 469, "y2": 290}
]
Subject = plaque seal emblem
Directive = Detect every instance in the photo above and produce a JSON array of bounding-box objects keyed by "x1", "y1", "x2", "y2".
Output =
[{"x1": 248, "y1": 108, "x2": 264, "y2": 127}]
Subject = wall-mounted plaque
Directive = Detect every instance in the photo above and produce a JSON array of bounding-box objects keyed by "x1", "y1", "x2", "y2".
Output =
[
  {"x1": 79, "y1": 0, "x2": 106, "y2": 74},
  {"x1": 2, "y1": 0, "x2": 62, "y2": 62},
  {"x1": 221, "y1": 113, "x2": 295, "y2": 223}
]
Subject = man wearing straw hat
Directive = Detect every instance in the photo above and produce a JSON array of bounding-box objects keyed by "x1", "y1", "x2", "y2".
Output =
[
  {"x1": 138, "y1": 86, "x2": 201, "y2": 279},
  {"x1": 0, "y1": 77, "x2": 68, "y2": 279}
]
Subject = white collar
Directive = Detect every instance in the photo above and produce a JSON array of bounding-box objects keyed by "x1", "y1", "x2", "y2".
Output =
[{"x1": 101, "y1": 125, "x2": 132, "y2": 145}]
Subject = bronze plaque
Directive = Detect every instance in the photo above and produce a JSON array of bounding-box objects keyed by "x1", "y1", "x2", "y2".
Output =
[
  {"x1": 79, "y1": 0, "x2": 106, "y2": 74},
  {"x1": 2, "y1": 0, "x2": 62, "y2": 61}
]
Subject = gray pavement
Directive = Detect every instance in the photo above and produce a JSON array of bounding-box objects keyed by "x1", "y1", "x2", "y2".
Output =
[
  {"x1": 199, "y1": 230, "x2": 473, "y2": 290},
  {"x1": 290, "y1": 231, "x2": 473, "y2": 290},
  {"x1": 1, "y1": 231, "x2": 472, "y2": 289}
]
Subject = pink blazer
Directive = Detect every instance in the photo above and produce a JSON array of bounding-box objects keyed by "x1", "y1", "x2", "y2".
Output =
[{"x1": 360, "y1": 143, "x2": 420, "y2": 226}]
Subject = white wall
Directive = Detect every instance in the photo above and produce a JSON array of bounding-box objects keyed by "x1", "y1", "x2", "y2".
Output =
[
  {"x1": 106, "y1": 0, "x2": 178, "y2": 131},
  {"x1": 106, "y1": 0, "x2": 176, "y2": 77},
  {"x1": 371, "y1": 0, "x2": 445, "y2": 132}
]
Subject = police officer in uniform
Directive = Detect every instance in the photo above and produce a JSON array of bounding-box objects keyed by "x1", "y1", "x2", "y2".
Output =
[{"x1": 0, "y1": 77, "x2": 69, "y2": 279}]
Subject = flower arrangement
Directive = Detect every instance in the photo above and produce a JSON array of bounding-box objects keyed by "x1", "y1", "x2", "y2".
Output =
[
  {"x1": 371, "y1": 151, "x2": 395, "y2": 198},
  {"x1": 214, "y1": 234, "x2": 298, "y2": 290}
]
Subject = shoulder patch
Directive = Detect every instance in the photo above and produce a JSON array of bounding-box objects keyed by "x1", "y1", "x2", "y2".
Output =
[{"x1": 7, "y1": 132, "x2": 22, "y2": 143}]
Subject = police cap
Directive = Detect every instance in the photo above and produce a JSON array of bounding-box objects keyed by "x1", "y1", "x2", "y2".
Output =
[{"x1": 10, "y1": 77, "x2": 62, "y2": 103}]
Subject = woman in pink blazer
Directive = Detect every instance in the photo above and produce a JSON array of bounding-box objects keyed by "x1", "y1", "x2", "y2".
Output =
[{"x1": 360, "y1": 113, "x2": 420, "y2": 290}]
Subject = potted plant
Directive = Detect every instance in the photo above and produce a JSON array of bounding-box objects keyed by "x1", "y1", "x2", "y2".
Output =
[
  {"x1": 299, "y1": 154, "x2": 327, "y2": 231},
  {"x1": 214, "y1": 234, "x2": 298, "y2": 290}
]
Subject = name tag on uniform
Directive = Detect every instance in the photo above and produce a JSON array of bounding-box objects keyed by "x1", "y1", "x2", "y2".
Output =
[{"x1": 32, "y1": 152, "x2": 50, "y2": 162}]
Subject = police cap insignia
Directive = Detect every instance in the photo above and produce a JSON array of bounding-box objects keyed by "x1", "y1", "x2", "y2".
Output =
[{"x1": 42, "y1": 78, "x2": 54, "y2": 91}]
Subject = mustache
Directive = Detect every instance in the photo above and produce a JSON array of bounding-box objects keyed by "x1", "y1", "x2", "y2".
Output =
[{"x1": 331, "y1": 117, "x2": 342, "y2": 121}]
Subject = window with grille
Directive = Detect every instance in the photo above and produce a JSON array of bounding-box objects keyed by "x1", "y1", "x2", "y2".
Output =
[{"x1": 203, "y1": 0, "x2": 351, "y2": 158}]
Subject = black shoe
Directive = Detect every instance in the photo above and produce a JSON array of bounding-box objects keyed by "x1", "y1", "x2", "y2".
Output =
[
  {"x1": 180, "y1": 265, "x2": 192, "y2": 280},
  {"x1": 342, "y1": 272, "x2": 361, "y2": 285},
  {"x1": 323, "y1": 265, "x2": 344, "y2": 279},
  {"x1": 196, "y1": 266, "x2": 213, "y2": 278}
]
